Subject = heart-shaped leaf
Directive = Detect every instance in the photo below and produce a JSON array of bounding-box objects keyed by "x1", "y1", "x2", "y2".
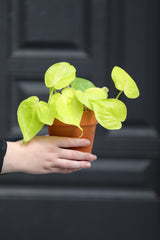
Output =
[
  {"x1": 50, "y1": 88, "x2": 83, "y2": 130},
  {"x1": 92, "y1": 98, "x2": 127, "y2": 129},
  {"x1": 86, "y1": 87, "x2": 108, "y2": 100},
  {"x1": 45, "y1": 62, "x2": 76, "y2": 89},
  {"x1": 37, "y1": 101, "x2": 55, "y2": 125},
  {"x1": 111, "y1": 66, "x2": 140, "y2": 98},
  {"x1": 17, "y1": 96, "x2": 44, "y2": 143},
  {"x1": 75, "y1": 87, "x2": 108, "y2": 110},
  {"x1": 75, "y1": 90, "x2": 93, "y2": 110}
]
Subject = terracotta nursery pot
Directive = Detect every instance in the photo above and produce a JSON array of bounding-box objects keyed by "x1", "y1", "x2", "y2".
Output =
[{"x1": 48, "y1": 110, "x2": 98, "y2": 153}]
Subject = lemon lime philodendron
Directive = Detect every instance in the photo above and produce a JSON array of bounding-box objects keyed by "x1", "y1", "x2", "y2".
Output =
[{"x1": 17, "y1": 62, "x2": 140, "y2": 143}]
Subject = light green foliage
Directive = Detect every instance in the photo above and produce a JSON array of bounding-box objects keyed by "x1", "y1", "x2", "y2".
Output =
[
  {"x1": 102, "y1": 87, "x2": 109, "y2": 94},
  {"x1": 75, "y1": 90, "x2": 93, "y2": 110},
  {"x1": 17, "y1": 62, "x2": 140, "y2": 143},
  {"x1": 37, "y1": 101, "x2": 55, "y2": 125},
  {"x1": 93, "y1": 99, "x2": 127, "y2": 129},
  {"x1": 85, "y1": 87, "x2": 108, "y2": 100},
  {"x1": 50, "y1": 88, "x2": 83, "y2": 130},
  {"x1": 17, "y1": 97, "x2": 44, "y2": 143},
  {"x1": 71, "y1": 77, "x2": 95, "y2": 92},
  {"x1": 111, "y1": 66, "x2": 140, "y2": 98},
  {"x1": 75, "y1": 87, "x2": 108, "y2": 110},
  {"x1": 45, "y1": 62, "x2": 76, "y2": 89}
]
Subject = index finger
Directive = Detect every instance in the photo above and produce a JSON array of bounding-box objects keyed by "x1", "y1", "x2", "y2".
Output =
[{"x1": 56, "y1": 137, "x2": 90, "y2": 148}]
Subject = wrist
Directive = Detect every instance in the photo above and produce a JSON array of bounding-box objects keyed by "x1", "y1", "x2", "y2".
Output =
[
  {"x1": 1, "y1": 140, "x2": 24, "y2": 174},
  {"x1": 0, "y1": 140, "x2": 7, "y2": 174}
]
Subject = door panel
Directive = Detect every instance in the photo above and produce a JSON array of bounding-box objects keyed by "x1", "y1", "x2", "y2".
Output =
[{"x1": 0, "y1": 0, "x2": 160, "y2": 239}]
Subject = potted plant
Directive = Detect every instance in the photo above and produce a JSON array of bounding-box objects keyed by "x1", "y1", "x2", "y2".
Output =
[{"x1": 17, "y1": 62, "x2": 140, "y2": 152}]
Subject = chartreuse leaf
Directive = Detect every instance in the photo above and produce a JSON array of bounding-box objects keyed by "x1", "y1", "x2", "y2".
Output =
[
  {"x1": 71, "y1": 77, "x2": 95, "y2": 92},
  {"x1": 111, "y1": 66, "x2": 140, "y2": 99},
  {"x1": 45, "y1": 62, "x2": 76, "y2": 89},
  {"x1": 17, "y1": 97, "x2": 44, "y2": 143},
  {"x1": 86, "y1": 87, "x2": 108, "y2": 100},
  {"x1": 102, "y1": 87, "x2": 109, "y2": 94},
  {"x1": 37, "y1": 101, "x2": 55, "y2": 126},
  {"x1": 75, "y1": 87, "x2": 108, "y2": 110},
  {"x1": 92, "y1": 99, "x2": 127, "y2": 130},
  {"x1": 75, "y1": 90, "x2": 93, "y2": 110},
  {"x1": 50, "y1": 88, "x2": 83, "y2": 130},
  {"x1": 62, "y1": 86, "x2": 75, "y2": 99}
]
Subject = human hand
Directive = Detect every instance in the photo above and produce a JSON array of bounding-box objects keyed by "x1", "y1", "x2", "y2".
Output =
[{"x1": 1, "y1": 136, "x2": 97, "y2": 174}]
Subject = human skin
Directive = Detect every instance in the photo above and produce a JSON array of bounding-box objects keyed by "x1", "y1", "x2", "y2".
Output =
[{"x1": 1, "y1": 136, "x2": 97, "y2": 174}]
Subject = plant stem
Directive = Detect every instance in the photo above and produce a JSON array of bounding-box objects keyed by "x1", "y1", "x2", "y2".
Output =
[
  {"x1": 48, "y1": 87, "x2": 54, "y2": 104},
  {"x1": 116, "y1": 90, "x2": 123, "y2": 99}
]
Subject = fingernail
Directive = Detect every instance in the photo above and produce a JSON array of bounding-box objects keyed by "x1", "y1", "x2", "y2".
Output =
[
  {"x1": 89, "y1": 154, "x2": 97, "y2": 161},
  {"x1": 85, "y1": 140, "x2": 90, "y2": 145},
  {"x1": 93, "y1": 155, "x2": 97, "y2": 160},
  {"x1": 85, "y1": 162, "x2": 91, "y2": 168}
]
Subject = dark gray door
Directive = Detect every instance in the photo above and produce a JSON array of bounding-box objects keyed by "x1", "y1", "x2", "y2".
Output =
[{"x1": 0, "y1": 0, "x2": 160, "y2": 239}]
